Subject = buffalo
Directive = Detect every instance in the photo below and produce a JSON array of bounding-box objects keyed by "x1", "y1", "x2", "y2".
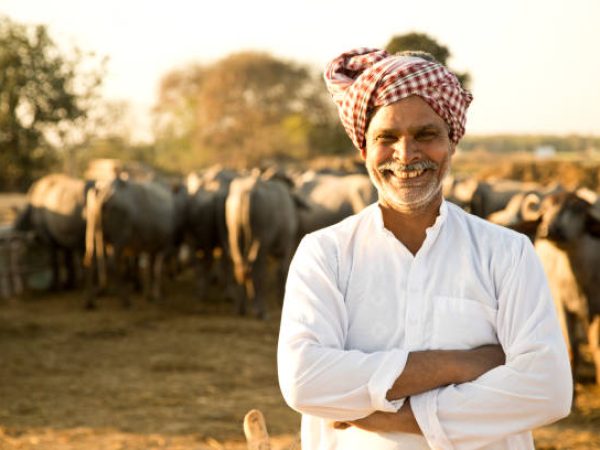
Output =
[
  {"x1": 84, "y1": 177, "x2": 180, "y2": 308},
  {"x1": 225, "y1": 171, "x2": 304, "y2": 319},
  {"x1": 14, "y1": 173, "x2": 90, "y2": 290},
  {"x1": 490, "y1": 188, "x2": 600, "y2": 387},
  {"x1": 532, "y1": 190, "x2": 600, "y2": 386},
  {"x1": 294, "y1": 171, "x2": 377, "y2": 238},
  {"x1": 185, "y1": 167, "x2": 237, "y2": 297}
]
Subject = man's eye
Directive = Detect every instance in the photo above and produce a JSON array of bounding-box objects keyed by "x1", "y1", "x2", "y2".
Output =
[
  {"x1": 377, "y1": 134, "x2": 396, "y2": 142},
  {"x1": 415, "y1": 131, "x2": 438, "y2": 141}
]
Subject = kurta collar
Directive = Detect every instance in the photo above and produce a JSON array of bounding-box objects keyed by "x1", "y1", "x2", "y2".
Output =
[
  {"x1": 369, "y1": 199, "x2": 449, "y2": 258},
  {"x1": 371, "y1": 198, "x2": 449, "y2": 235}
]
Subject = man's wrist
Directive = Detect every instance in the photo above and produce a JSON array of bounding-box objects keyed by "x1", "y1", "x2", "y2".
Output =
[{"x1": 394, "y1": 398, "x2": 422, "y2": 434}]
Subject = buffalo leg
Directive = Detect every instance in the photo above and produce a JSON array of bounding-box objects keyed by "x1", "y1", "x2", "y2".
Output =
[
  {"x1": 142, "y1": 253, "x2": 153, "y2": 302},
  {"x1": 589, "y1": 314, "x2": 600, "y2": 385},
  {"x1": 193, "y1": 249, "x2": 211, "y2": 298},
  {"x1": 231, "y1": 271, "x2": 247, "y2": 316},
  {"x1": 566, "y1": 311, "x2": 580, "y2": 382},
  {"x1": 564, "y1": 310, "x2": 582, "y2": 405},
  {"x1": 276, "y1": 249, "x2": 293, "y2": 306},
  {"x1": 63, "y1": 248, "x2": 77, "y2": 290},
  {"x1": 231, "y1": 256, "x2": 248, "y2": 316},
  {"x1": 151, "y1": 253, "x2": 164, "y2": 302},
  {"x1": 140, "y1": 253, "x2": 156, "y2": 302},
  {"x1": 114, "y1": 248, "x2": 131, "y2": 308},
  {"x1": 84, "y1": 254, "x2": 100, "y2": 310},
  {"x1": 0, "y1": 240, "x2": 10, "y2": 299},
  {"x1": 250, "y1": 254, "x2": 268, "y2": 320},
  {"x1": 9, "y1": 237, "x2": 24, "y2": 296},
  {"x1": 218, "y1": 248, "x2": 237, "y2": 303},
  {"x1": 127, "y1": 254, "x2": 143, "y2": 293},
  {"x1": 50, "y1": 245, "x2": 61, "y2": 291}
]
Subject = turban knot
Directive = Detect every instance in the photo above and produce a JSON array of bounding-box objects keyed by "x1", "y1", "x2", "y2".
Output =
[{"x1": 324, "y1": 47, "x2": 473, "y2": 151}]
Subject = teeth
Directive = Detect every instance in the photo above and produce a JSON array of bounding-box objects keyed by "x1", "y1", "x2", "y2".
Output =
[{"x1": 395, "y1": 170, "x2": 424, "y2": 179}]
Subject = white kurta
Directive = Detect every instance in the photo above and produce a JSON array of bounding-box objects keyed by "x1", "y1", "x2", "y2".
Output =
[{"x1": 277, "y1": 200, "x2": 572, "y2": 450}]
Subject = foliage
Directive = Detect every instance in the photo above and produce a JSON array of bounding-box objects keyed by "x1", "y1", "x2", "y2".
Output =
[
  {"x1": 385, "y1": 32, "x2": 471, "y2": 88},
  {"x1": 62, "y1": 100, "x2": 156, "y2": 176},
  {"x1": 152, "y1": 51, "x2": 350, "y2": 171},
  {"x1": 0, "y1": 15, "x2": 104, "y2": 190},
  {"x1": 152, "y1": 63, "x2": 207, "y2": 170}
]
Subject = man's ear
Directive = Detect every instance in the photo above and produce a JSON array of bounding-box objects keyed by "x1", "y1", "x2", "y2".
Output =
[{"x1": 449, "y1": 143, "x2": 456, "y2": 156}]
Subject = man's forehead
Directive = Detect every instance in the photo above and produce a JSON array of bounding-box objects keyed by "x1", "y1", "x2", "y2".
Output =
[{"x1": 368, "y1": 98, "x2": 449, "y2": 133}]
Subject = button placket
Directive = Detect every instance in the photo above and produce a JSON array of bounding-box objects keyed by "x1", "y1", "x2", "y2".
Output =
[{"x1": 405, "y1": 259, "x2": 424, "y2": 348}]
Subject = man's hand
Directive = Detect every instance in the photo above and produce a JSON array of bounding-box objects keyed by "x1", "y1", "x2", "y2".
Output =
[{"x1": 332, "y1": 400, "x2": 422, "y2": 434}]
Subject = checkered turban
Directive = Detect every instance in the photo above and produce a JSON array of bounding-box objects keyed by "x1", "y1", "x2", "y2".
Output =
[{"x1": 324, "y1": 47, "x2": 473, "y2": 151}]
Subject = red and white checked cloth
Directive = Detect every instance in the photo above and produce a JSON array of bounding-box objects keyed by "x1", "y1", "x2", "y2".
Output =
[{"x1": 324, "y1": 47, "x2": 473, "y2": 151}]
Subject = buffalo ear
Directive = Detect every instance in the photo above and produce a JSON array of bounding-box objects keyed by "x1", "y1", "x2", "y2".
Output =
[{"x1": 520, "y1": 192, "x2": 543, "y2": 222}]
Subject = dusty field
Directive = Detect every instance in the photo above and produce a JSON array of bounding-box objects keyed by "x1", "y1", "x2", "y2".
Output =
[
  {"x1": 0, "y1": 277, "x2": 300, "y2": 450},
  {"x1": 0, "y1": 274, "x2": 599, "y2": 450}
]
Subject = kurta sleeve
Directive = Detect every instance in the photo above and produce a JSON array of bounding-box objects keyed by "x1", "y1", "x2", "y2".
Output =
[
  {"x1": 411, "y1": 235, "x2": 572, "y2": 450},
  {"x1": 278, "y1": 234, "x2": 409, "y2": 421}
]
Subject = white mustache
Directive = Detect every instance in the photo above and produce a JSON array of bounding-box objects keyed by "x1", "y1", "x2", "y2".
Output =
[{"x1": 377, "y1": 160, "x2": 438, "y2": 173}]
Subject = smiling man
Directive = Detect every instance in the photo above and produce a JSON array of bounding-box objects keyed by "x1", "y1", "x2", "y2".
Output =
[{"x1": 277, "y1": 48, "x2": 572, "y2": 450}]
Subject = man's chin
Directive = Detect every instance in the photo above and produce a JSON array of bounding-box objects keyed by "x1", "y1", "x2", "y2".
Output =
[{"x1": 378, "y1": 186, "x2": 442, "y2": 213}]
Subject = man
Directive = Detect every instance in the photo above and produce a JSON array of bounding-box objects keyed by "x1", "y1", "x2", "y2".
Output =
[{"x1": 277, "y1": 48, "x2": 572, "y2": 449}]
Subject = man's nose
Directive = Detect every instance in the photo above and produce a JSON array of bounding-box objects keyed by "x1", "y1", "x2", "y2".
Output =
[{"x1": 392, "y1": 137, "x2": 420, "y2": 163}]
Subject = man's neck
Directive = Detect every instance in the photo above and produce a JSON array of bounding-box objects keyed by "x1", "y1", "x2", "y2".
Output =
[{"x1": 379, "y1": 196, "x2": 443, "y2": 255}]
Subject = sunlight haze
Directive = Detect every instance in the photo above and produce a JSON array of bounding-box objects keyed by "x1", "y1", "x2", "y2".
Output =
[{"x1": 2, "y1": 0, "x2": 599, "y2": 140}]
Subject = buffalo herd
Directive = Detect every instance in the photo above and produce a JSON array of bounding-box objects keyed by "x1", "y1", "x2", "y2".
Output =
[{"x1": 9, "y1": 164, "x2": 600, "y2": 388}]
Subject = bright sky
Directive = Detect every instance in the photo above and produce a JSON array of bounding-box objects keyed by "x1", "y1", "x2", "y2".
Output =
[{"x1": 2, "y1": 0, "x2": 600, "y2": 141}]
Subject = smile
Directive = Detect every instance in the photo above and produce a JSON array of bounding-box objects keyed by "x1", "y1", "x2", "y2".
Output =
[
  {"x1": 397, "y1": 169, "x2": 425, "y2": 179},
  {"x1": 382, "y1": 168, "x2": 429, "y2": 179},
  {"x1": 377, "y1": 159, "x2": 438, "y2": 181}
]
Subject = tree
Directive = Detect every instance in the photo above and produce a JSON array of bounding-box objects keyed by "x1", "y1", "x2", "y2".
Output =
[
  {"x1": 65, "y1": 100, "x2": 156, "y2": 176},
  {"x1": 0, "y1": 15, "x2": 104, "y2": 189},
  {"x1": 152, "y1": 63, "x2": 205, "y2": 170},
  {"x1": 153, "y1": 51, "x2": 349, "y2": 170},
  {"x1": 385, "y1": 32, "x2": 471, "y2": 88}
]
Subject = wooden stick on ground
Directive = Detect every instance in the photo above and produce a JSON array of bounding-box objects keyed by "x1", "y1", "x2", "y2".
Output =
[{"x1": 244, "y1": 409, "x2": 271, "y2": 450}]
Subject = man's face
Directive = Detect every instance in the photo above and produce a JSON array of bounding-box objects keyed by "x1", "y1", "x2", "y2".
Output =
[{"x1": 363, "y1": 95, "x2": 455, "y2": 213}]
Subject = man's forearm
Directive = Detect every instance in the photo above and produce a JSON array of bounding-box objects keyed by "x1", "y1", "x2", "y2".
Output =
[
  {"x1": 335, "y1": 346, "x2": 506, "y2": 435},
  {"x1": 334, "y1": 397, "x2": 422, "y2": 434},
  {"x1": 386, "y1": 344, "x2": 505, "y2": 401}
]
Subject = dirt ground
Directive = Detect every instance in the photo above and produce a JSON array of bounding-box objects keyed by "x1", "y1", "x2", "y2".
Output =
[
  {"x1": 0, "y1": 277, "x2": 301, "y2": 450},
  {"x1": 0, "y1": 273, "x2": 599, "y2": 450}
]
